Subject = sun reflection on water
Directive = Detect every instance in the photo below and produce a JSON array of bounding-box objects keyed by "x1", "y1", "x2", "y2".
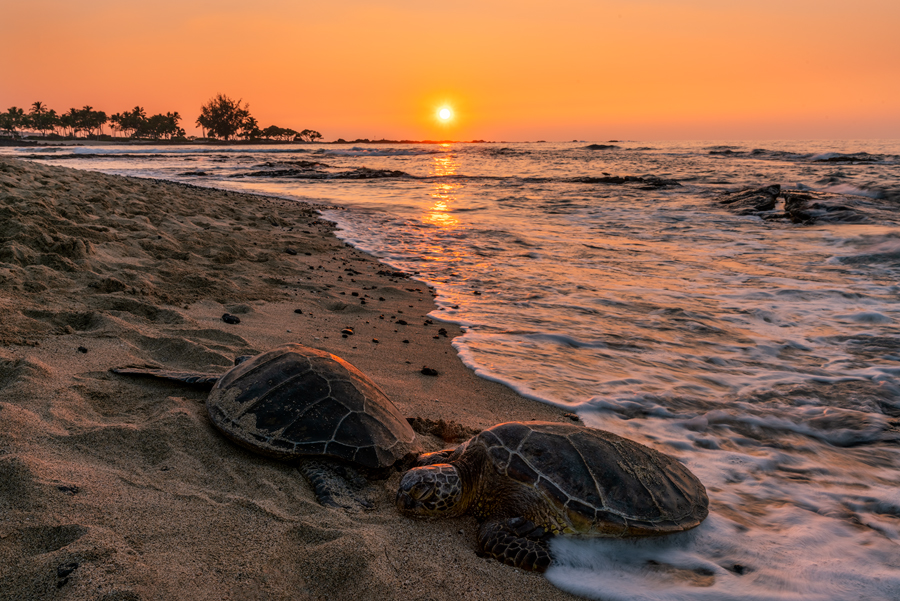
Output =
[{"x1": 424, "y1": 146, "x2": 461, "y2": 229}]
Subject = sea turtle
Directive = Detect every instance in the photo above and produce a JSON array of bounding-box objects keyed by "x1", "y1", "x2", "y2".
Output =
[
  {"x1": 113, "y1": 343, "x2": 420, "y2": 507},
  {"x1": 396, "y1": 421, "x2": 708, "y2": 572}
]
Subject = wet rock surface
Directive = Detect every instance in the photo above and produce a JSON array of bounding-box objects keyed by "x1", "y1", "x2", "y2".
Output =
[
  {"x1": 718, "y1": 184, "x2": 781, "y2": 215},
  {"x1": 718, "y1": 184, "x2": 900, "y2": 224}
]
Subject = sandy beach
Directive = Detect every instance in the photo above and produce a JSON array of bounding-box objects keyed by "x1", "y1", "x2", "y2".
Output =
[{"x1": 0, "y1": 157, "x2": 579, "y2": 601}]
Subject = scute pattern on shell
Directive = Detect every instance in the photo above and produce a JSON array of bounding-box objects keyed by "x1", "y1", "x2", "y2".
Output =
[
  {"x1": 206, "y1": 344, "x2": 417, "y2": 468},
  {"x1": 476, "y1": 422, "x2": 708, "y2": 535}
]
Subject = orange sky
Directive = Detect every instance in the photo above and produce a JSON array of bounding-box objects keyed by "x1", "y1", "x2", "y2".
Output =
[{"x1": 3, "y1": 0, "x2": 899, "y2": 140}]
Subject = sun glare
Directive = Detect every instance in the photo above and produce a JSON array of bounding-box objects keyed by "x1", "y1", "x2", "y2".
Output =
[{"x1": 438, "y1": 107, "x2": 452, "y2": 121}]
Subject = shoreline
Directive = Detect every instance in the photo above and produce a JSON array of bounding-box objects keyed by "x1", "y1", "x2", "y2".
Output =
[
  {"x1": 0, "y1": 138, "x2": 493, "y2": 148},
  {"x1": 0, "y1": 157, "x2": 578, "y2": 600}
]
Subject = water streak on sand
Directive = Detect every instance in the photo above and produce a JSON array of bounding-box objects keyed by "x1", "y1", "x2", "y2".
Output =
[{"x1": 5, "y1": 140, "x2": 900, "y2": 600}]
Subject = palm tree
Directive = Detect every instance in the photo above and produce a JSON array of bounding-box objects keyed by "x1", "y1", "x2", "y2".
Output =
[
  {"x1": 64, "y1": 108, "x2": 79, "y2": 138},
  {"x1": 30, "y1": 101, "x2": 49, "y2": 136}
]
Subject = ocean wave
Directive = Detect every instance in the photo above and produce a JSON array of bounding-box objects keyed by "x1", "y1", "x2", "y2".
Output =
[
  {"x1": 711, "y1": 147, "x2": 899, "y2": 165},
  {"x1": 233, "y1": 166, "x2": 414, "y2": 180},
  {"x1": 324, "y1": 146, "x2": 443, "y2": 157},
  {"x1": 812, "y1": 152, "x2": 888, "y2": 164}
]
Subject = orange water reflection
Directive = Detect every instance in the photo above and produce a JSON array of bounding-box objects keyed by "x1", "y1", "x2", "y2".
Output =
[{"x1": 424, "y1": 145, "x2": 460, "y2": 229}]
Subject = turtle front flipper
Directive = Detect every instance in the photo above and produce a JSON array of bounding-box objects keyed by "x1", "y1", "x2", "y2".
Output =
[
  {"x1": 111, "y1": 367, "x2": 221, "y2": 387},
  {"x1": 297, "y1": 460, "x2": 374, "y2": 510},
  {"x1": 477, "y1": 517, "x2": 553, "y2": 573},
  {"x1": 415, "y1": 448, "x2": 457, "y2": 466}
]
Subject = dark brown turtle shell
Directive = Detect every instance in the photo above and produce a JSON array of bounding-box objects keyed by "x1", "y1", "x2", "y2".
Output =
[
  {"x1": 474, "y1": 421, "x2": 708, "y2": 535},
  {"x1": 207, "y1": 343, "x2": 419, "y2": 469}
]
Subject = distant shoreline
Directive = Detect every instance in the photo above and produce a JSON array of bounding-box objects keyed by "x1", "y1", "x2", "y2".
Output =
[{"x1": 0, "y1": 136, "x2": 492, "y2": 147}]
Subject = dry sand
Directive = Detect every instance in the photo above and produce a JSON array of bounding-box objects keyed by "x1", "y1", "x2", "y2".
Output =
[{"x1": 0, "y1": 157, "x2": 582, "y2": 600}]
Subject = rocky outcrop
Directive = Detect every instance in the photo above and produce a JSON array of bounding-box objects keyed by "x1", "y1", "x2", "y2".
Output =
[
  {"x1": 572, "y1": 175, "x2": 681, "y2": 189},
  {"x1": 718, "y1": 185, "x2": 780, "y2": 215},
  {"x1": 783, "y1": 190, "x2": 871, "y2": 224},
  {"x1": 718, "y1": 184, "x2": 898, "y2": 225}
]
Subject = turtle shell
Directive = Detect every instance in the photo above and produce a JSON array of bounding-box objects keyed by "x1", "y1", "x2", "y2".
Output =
[
  {"x1": 206, "y1": 343, "x2": 419, "y2": 469},
  {"x1": 474, "y1": 421, "x2": 708, "y2": 535}
]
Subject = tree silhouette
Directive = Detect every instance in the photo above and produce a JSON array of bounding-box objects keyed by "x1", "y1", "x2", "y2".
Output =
[
  {"x1": 0, "y1": 114, "x2": 13, "y2": 137},
  {"x1": 3, "y1": 107, "x2": 27, "y2": 136},
  {"x1": 1, "y1": 98, "x2": 321, "y2": 142},
  {"x1": 196, "y1": 94, "x2": 252, "y2": 140},
  {"x1": 296, "y1": 129, "x2": 323, "y2": 142},
  {"x1": 29, "y1": 102, "x2": 54, "y2": 137}
]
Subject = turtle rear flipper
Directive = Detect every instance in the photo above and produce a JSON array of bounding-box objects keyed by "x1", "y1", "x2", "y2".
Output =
[
  {"x1": 297, "y1": 460, "x2": 375, "y2": 510},
  {"x1": 477, "y1": 517, "x2": 553, "y2": 573},
  {"x1": 111, "y1": 367, "x2": 221, "y2": 387}
]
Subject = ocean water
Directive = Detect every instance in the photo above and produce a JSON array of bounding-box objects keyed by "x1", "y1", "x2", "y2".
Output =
[{"x1": 6, "y1": 140, "x2": 900, "y2": 600}]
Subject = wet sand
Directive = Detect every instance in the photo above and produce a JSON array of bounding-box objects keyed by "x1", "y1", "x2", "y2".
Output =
[{"x1": 0, "y1": 157, "x2": 581, "y2": 600}]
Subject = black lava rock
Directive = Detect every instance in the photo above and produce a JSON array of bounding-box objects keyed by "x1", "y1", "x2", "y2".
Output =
[
  {"x1": 718, "y1": 185, "x2": 781, "y2": 215},
  {"x1": 222, "y1": 314, "x2": 241, "y2": 324}
]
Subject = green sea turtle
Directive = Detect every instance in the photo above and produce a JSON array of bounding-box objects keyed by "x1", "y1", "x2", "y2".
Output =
[
  {"x1": 396, "y1": 421, "x2": 708, "y2": 572},
  {"x1": 113, "y1": 343, "x2": 420, "y2": 507}
]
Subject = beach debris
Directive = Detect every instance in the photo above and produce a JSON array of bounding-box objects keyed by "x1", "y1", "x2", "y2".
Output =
[
  {"x1": 420, "y1": 366, "x2": 439, "y2": 376},
  {"x1": 372, "y1": 338, "x2": 379, "y2": 343},
  {"x1": 341, "y1": 328, "x2": 354, "y2": 336},
  {"x1": 563, "y1": 412, "x2": 580, "y2": 422},
  {"x1": 294, "y1": 308, "x2": 303, "y2": 314},
  {"x1": 397, "y1": 421, "x2": 709, "y2": 572},
  {"x1": 438, "y1": 328, "x2": 448, "y2": 337},
  {"x1": 284, "y1": 247, "x2": 298, "y2": 255},
  {"x1": 221, "y1": 313, "x2": 241, "y2": 324},
  {"x1": 402, "y1": 340, "x2": 410, "y2": 344},
  {"x1": 396, "y1": 319, "x2": 408, "y2": 325},
  {"x1": 57, "y1": 485, "x2": 80, "y2": 495},
  {"x1": 76, "y1": 346, "x2": 88, "y2": 354},
  {"x1": 111, "y1": 344, "x2": 421, "y2": 509}
]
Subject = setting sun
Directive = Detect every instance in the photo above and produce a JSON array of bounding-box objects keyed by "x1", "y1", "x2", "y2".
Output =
[{"x1": 438, "y1": 107, "x2": 452, "y2": 121}]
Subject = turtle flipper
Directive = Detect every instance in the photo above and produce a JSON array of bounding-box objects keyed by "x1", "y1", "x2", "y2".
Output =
[
  {"x1": 297, "y1": 460, "x2": 374, "y2": 510},
  {"x1": 477, "y1": 517, "x2": 553, "y2": 573},
  {"x1": 111, "y1": 367, "x2": 220, "y2": 387},
  {"x1": 415, "y1": 448, "x2": 457, "y2": 466}
]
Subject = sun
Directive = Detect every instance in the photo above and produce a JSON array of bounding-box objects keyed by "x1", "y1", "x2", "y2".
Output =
[{"x1": 438, "y1": 107, "x2": 453, "y2": 121}]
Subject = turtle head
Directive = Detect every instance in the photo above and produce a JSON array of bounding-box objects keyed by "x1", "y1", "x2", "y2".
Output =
[{"x1": 396, "y1": 464, "x2": 466, "y2": 518}]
